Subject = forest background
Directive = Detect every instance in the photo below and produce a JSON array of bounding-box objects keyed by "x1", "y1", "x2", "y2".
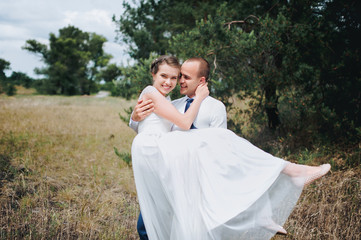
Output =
[{"x1": 1, "y1": 0, "x2": 360, "y2": 239}]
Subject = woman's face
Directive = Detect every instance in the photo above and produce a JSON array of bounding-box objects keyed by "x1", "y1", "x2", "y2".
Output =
[{"x1": 152, "y1": 63, "x2": 179, "y2": 96}]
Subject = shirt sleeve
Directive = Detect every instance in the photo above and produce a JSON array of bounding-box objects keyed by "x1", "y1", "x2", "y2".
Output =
[
  {"x1": 129, "y1": 115, "x2": 139, "y2": 133},
  {"x1": 210, "y1": 101, "x2": 227, "y2": 129}
]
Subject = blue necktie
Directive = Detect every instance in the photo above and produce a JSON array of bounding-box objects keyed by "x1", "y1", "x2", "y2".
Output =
[{"x1": 184, "y1": 98, "x2": 197, "y2": 129}]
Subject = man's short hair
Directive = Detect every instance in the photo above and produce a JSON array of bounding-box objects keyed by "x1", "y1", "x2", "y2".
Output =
[{"x1": 184, "y1": 57, "x2": 210, "y2": 81}]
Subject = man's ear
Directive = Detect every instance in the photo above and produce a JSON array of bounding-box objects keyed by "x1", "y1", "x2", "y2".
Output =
[{"x1": 199, "y1": 76, "x2": 206, "y2": 84}]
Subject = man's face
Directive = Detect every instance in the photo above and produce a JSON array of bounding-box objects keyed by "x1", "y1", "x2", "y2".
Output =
[{"x1": 179, "y1": 61, "x2": 204, "y2": 98}]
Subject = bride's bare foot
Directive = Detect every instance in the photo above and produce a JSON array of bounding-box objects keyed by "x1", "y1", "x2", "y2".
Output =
[
  {"x1": 263, "y1": 222, "x2": 287, "y2": 235},
  {"x1": 276, "y1": 226, "x2": 288, "y2": 236},
  {"x1": 304, "y1": 164, "x2": 331, "y2": 186},
  {"x1": 283, "y1": 163, "x2": 331, "y2": 186}
]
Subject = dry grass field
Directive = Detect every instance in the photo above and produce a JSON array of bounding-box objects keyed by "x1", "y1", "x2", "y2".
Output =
[
  {"x1": 0, "y1": 89, "x2": 360, "y2": 239},
  {"x1": 1, "y1": 90, "x2": 139, "y2": 239}
]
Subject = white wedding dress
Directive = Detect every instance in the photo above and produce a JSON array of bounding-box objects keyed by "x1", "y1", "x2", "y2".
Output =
[{"x1": 132, "y1": 86, "x2": 304, "y2": 240}]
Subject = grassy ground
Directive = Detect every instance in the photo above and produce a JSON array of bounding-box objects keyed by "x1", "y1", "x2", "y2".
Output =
[
  {"x1": 0, "y1": 89, "x2": 139, "y2": 239},
  {"x1": 0, "y1": 88, "x2": 360, "y2": 239}
]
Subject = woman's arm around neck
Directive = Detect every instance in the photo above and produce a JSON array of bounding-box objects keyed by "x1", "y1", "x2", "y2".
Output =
[{"x1": 142, "y1": 85, "x2": 208, "y2": 130}]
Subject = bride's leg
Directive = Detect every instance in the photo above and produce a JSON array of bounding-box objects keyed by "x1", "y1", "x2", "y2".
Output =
[{"x1": 282, "y1": 162, "x2": 331, "y2": 186}]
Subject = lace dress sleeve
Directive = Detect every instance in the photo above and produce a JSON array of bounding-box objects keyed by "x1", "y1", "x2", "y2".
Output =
[{"x1": 138, "y1": 85, "x2": 158, "y2": 100}]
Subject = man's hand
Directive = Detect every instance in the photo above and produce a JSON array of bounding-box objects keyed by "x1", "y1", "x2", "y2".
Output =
[{"x1": 131, "y1": 99, "x2": 154, "y2": 122}]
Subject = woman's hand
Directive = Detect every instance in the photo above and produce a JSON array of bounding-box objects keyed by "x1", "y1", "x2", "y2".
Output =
[{"x1": 195, "y1": 83, "x2": 209, "y2": 101}]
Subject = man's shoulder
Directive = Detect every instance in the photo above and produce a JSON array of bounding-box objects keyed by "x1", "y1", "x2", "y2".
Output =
[{"x1": 204, "y1": 96, "x2": 226, "y2": 108}]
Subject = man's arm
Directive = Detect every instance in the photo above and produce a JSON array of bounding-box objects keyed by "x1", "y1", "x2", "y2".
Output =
[{"x1": 129, "y1": 99, "x2": 154, "y2": 132}]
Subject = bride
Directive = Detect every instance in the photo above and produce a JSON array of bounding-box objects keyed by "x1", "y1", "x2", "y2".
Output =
[{"x1": 131, "y1": 55, "x2": 330, "y2": 240}]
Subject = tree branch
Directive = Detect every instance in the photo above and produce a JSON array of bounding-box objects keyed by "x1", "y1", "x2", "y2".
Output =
[{"x1": 224, "y1": 15, "x2": 259, "y2": 30}]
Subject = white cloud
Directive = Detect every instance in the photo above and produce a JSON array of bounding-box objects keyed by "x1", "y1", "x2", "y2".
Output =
[
  {"x1": 0, "y1": 0, "x2": 129, "y2": 78},
  {"x1": 63, "y1": 9, "x2": 116, "y2": 40},
  {"x1": 0, "y1": 23, "x2": 31, "y2": 39}
]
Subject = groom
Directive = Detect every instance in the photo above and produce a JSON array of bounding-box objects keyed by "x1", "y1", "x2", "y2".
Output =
[{"x1": 129, "y1": 57, "x2": 227, "y2": 240}]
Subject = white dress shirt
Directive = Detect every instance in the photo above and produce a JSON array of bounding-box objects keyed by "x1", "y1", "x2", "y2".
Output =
[{"x1": 129, "y1": 96, "x2": 227, "y2": 132}]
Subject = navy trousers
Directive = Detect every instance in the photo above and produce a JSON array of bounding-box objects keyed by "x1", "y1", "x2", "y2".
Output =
[{"x1": 137, "y1": 212, "x2": 148, "y2": 240}]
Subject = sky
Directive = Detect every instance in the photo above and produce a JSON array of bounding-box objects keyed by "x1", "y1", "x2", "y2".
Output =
[{"x1": 0, "y1": 0, "x2": 132, "y2": 78}]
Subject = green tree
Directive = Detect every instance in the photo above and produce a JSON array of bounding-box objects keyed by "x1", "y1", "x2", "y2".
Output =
[
  {"x1": 313, "y1": 0, "x2": 361, "y2": 141},
  {"x1": 111, "y1": 55, "x2": 154, "y2": 99},
  {"x1": 113, "y1": 0, "x2": 318, "y2": 131},
  {"x1": 9, "y1": 72, "x2": 34, "y2": 88},
  {"x1": 171, "y1": 12, "x2": 294, "y2": 132},
  {"x1": 23, "y1": 25, "x2": 112, "y2": 95},
  {"x1": 0, "y1": 58, "x2": 10, "y2": 82},
  {"x1": 0, "y1": 58, "x2": 16, "y2": 96},
  {"x1": 114, "y1": 0, "x2": 361, "y2": 144},
  {"x1": 98, "y1": 63, "x2": 122, "y2": 82},
  {"x1": 113, "y1": 0, "x2": 252, "y2": 60},
  {"x1": 87, "y1": 33, "x2": 112, "y2": 83}
]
